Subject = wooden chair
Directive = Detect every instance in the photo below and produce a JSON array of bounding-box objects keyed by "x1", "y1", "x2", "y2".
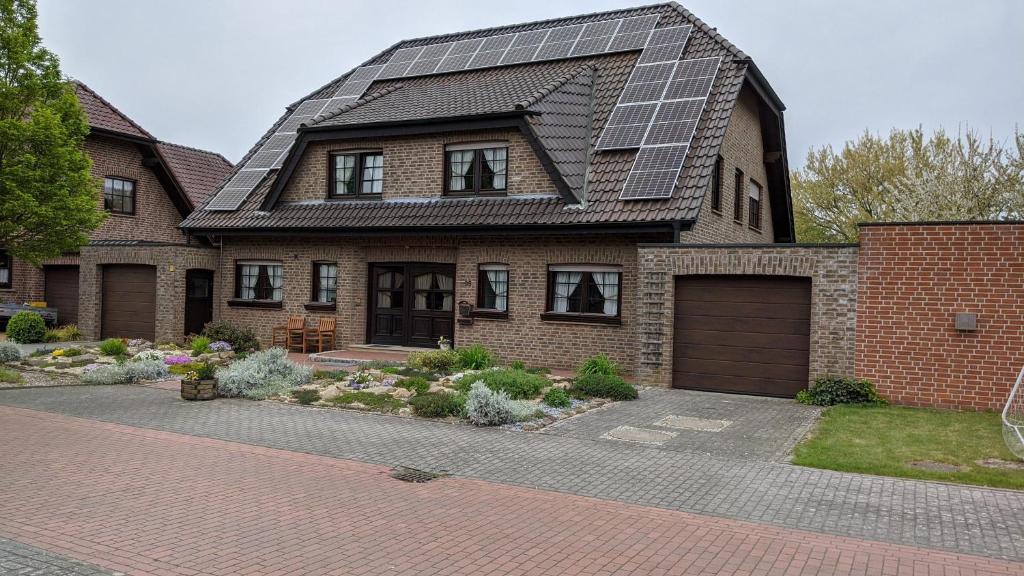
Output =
[
  {"x1": 303, "y1": 317, "x2": 337, "y2": 353},
  {"x1": 272, "y1": 316, "x2": 306, "y2": 351}
]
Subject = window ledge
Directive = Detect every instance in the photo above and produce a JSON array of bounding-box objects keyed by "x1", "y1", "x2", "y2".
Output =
[
  {"x1": 304, "y1": 301, "x2": 337, "y2": 312},
  {"x1": 324, "y1": 194, "x2": 382, "y2": 202},
  {"x1": 227, "y1": 299, "x2": 283, "y2": 309},
  {"x1": 540, "y1": 312, "x2": 621, "y2": 326},
  {"x1": 471, "y1": 309, "x2": 508, "y2": 320},
  {"x1": 711, "y1": 208, "x2": 723, "y2": 216},
  {"x1": 443, "y1": 191, "x2": 508, "y2": 198},
  {"x1": 748, "y1": 225, "x2": 762, "y2": 233}
]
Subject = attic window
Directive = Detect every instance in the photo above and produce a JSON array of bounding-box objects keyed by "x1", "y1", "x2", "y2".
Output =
[
  {"x1": 330, "y1": 151, "x2": 383, "y2": 197},
  {"x1": 104, "y1": 177, "x2": 136, "y2": 215},
  {"x1": 445, "y1": 143, "x2": 507, "y2": 195}
]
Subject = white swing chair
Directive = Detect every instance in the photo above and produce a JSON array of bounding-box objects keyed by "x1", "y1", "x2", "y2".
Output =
[{"x1": 1002, "y1": 366, "x2": 1024, "y2": 460}]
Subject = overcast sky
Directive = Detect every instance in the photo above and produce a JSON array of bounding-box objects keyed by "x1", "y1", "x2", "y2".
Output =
[{"x1": 37, "y1": 0, "x2": 1023, "y2": 167}]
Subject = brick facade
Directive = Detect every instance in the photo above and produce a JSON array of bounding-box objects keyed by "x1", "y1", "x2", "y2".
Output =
[
  {"x1": 280, "y1": 129, "x2": 558, "y2": 203},
  {"x1": 635, "y1": 244, "x2": 859, "y2": 388},
  {"x1": 856, "y1": 223, "x2": 1024, "y2": 410}
]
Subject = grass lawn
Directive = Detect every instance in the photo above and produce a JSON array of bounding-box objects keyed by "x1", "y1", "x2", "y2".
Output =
[{"x1": 793, "y1": 404, "x2": 1024, "y2": 490}]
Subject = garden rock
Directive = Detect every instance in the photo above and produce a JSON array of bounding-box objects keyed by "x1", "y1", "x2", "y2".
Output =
[
  {"x1": 390, "y1": 387, "x2": 413, "y2": 400},
  {"x1": 428, "y1": 384, "x2": 452, "y2": 394},
  {"x1": 320, "y1": 384, "x2": 342, "y2": 401}
]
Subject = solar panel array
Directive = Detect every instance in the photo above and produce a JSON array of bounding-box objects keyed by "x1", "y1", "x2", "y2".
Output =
[{"x1": 593, "y1": 24, "x2": 720, "y2": 201}]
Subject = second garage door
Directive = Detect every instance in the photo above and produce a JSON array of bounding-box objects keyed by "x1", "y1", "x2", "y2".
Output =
[
  {"x1": 101, "y1": 265, "x2": 156, "y2": 341},
  {"x1": 672, "y1": 276, "x2": 811, "y2": 397}
]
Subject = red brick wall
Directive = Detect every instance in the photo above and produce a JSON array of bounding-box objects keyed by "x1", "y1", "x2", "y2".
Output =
[{"x1": 856, "y1": 223, "x2": 1024, "y2": 410}]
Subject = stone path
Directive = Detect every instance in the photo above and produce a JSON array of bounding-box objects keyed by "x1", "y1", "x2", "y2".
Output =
[
  {"x1": 0, "y1": 537, "x2": 113, "y2": 575},
  {"x1": 0, "y1": 385, "x2": 1022, "y2": 563},
  {"x1": 1, "y1": 405, "x2": 1020, "y2": 576}
]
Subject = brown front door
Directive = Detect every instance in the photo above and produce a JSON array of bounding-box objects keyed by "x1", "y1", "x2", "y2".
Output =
[
  {"x1": 184, "y1": 269, "x2": 214, "y2": 336},
  {"x1": 368, "y1": 263, "x2": 454, "y2": 348},
  {"x1": 672, "y1": 276, "x2": 811, "y2": 397},
  {"x1": 44, "y1": 265, "x2": 79, "y2": 326},
  {"x1": 101, "y1": 265, "x2": 157, "y2": 341}
]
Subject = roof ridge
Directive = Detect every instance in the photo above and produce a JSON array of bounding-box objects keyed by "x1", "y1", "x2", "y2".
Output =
[
  {"x1": 308, "y1": 83, "x2": 405, "y2": 126},
  {"x1": 72, "y1": 80, "x2": 156, "y2": 141},
  {"x1": 515, "y1": 65, "x2": 593, "y2": 110},
  {"x1": 157, "y1": 140, "x2": 234, "y2": 167},
  {"x1": 667, "y1": 2, "x2": 748, "y2": 60}
]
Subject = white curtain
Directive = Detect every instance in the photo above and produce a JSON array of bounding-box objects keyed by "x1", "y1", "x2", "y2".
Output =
[
  {"x1": 592, "y1": 272, "x2": 619, "y2": 315},
  {"x1": 485, "y1": 269, "x2": 508, "y2": 311},
  {"x1": 240, "y1": 264, "x2": 259, "y2": 300},
  {"x1": 268, "y1": 265, "x2": 283, "y2": 301},
  {"x1": 414, "y1": 273, "x2": 432, "y2": 309},
  {"x1": 449, "y1": 150, "x2": 474, "y2": 191},
  {"x1": 0, "y1": 268, "x2": 8, "y2": 285},
  {"x1": 482, "y1": 148, "x2": 507, "y2": 189},
  {"x1": 319, "y1": 264, "x2": 337, "y2": 302},
  {"x1": 552, "y1": 272, "x2": 582, "y2": 313},
  {"x1": 437, "y1": 274, "x2": 454, "y2": 311}
]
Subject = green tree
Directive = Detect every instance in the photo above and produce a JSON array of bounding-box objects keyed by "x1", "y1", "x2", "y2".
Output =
[
  {"x1": 0, "y1": 0, "x2": 104, "y2": 264},
  {"x1": 793, "y1": 127, "x2": 1024, "y2": 243}
]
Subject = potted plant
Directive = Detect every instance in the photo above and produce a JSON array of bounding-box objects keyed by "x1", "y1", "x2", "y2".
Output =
[{"x1": 180, "y1": 361, "x2": 218, "y2": 401}]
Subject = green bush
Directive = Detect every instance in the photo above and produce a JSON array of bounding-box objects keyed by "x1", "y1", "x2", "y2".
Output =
[
  {"x1": 543, "y1": 388, "x2": 572, "y2": 408},
  {"x1": 330, "y1": 391, "x2": 404, "y2": 413},
  {"x1": 291, "y1": 388, "x2": 322, "y2": 405},
  {"x1": 409, "y1": 391, "x2": 465, "y2": 418},
  {"x1": 407, "y1": 348, "x2": 460, "y2": 374},
  {"x1": 396, "y1": 376, "x2": 430, "y2": 395},
  {"x1": 457, "y1": 344, "x2": 496, "y2": 370},
  {"x1": 454, "y1": 368, "x2": 547, "y2": 400},
  {"x1": 0, "y1": 366, "x2": 24, "y2": 384},
  {"x1": 0, "y1": 342, "x2": 22, "y2": 364},
  {"x1": 60, "y1": 347, "x2": 84, "y2": 357},
  {"x1": 571, "y1": 374, "x2": 637, "y2": 401},
  {"x1": 190, "y1": 335, "x2": 212, "y2": 355},
  {"x1": 98, "y1": 338, "x2": 128, "y2": 357},
  {"x1": 216, "y1": 348, "x2": 313, "y2": 400},
  {"x1": 576, "y1": 354, "x2": 620, "y2": 378},
  {"x1": 44, "y1": 324, "x2": 83, "y2": 343},
  {"x1": 6, "y1": 311, "x2": 46, "y2": 343},
  {"x1": 509, "y1": 360, "x2": 525, "y2": 371},
  {"x1": 465, "y1": 381, "x2": 515, "y2": 425},
  {"x1": 202, "y1": 320, "x2": 260, "y2": 353},
  {"x1": 796, "y1": 376, "x2": 886, "y2": 406},
  {"x1": 360, "y1": 359, "x2": 402, "y2": 371},
  {"x1": 394, "y1": 366, "x2": 438, "y2": 380}
]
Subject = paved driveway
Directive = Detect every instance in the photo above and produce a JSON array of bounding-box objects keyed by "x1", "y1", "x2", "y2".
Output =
[
  {"x1": 1, "y1": 384, "x2": 1023, "y2": 568},
  {"x1": 543, "y1": 388, "x2": 821, "y2": 461}
]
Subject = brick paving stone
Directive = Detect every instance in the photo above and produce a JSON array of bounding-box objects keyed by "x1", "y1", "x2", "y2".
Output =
[
  {"x1": 0, "y1": 536, "x2": 114, "y2": 575},
  {"x1": 1, "y1": 405, "x2": 1021, "y2": 576},
  {"x1": 1, "y1": 385, "x2": 1023, "y2": 563}
]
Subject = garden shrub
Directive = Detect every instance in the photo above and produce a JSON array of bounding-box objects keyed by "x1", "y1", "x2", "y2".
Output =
[
  {"x1": 44, "y1": 324, "x2": 83, "y2": 343},
  {"x1": 454, "y1": 368, "x2": 547, "y2": 400},
  {"x1": 132, "y1": 349, "x2": 164, "y2": 362},
  {"x1": 542, "y1": 388, "x2": 572, "y2": 408},
  {"x1": 330, "y1": 391, "x2": 404, "y2": 412},
  {"x1": 465, "y1": 381, "x2": 515, "y2": 426},
  {"x1": 396, "y1": 376, "x2": 430, "y2": 395},
  {"x1": 576, "y1": 354, "x2": 620, "y2": 378},
  {"x1": 360, "y1": 359, "x2": 402, "y2": 371},
  {"x1": 796, "y1": 376, "x2": 886, "y2": 406},
  {"x1": 409, "y1": 391, "x2": 466, "y2": 418},
  {"x1": 6, "y1": 311, "x2": 46, "y2": 343},
  {"x1": 457, "y1": 344, "x2": 496, "y2": 370},
  {"x1": 291, "y1": 388, "x2": 322, "y2": 405},
  {"x1": 183, "y1": 362, "x2": 216, "y2": 381},
  {"x1": 407, "y1": 348, "x2": 460, "y2": 374},
  {"x1": 98, "y1": 338, "x2": 128, "y2": 356},
  {"x1": 81, "y1": 360, "x2": 169, "y2": 385},
  {"x1": 202, "y1": 320, "x2": 260, "y2": 353},
  {"x1": 190, "y1": 335, "x2": 212, "y2": 356},
  {"x1": 394, "y1": 366, "x2": 438, "y2": 380},
  {"x1": 509, "y1": 360, "x2": 525, "y2": 371},
  {"x1": 59, "y1": 347, "x2": 84, "y2": 357},
  {"x1": 0, "y1": 342, "x2": 22, "y2": 364},
  {"x1": 509, "y1": 400, "x2": 541, "y2": 422},
  {"x1": 571, "y1": 374, "x2": 638, "y2": 401},
  {"x1": 216, "y1": 347, "x2": 313, "y2": 400},
  {"x1": 0, "y1": 366, "x2": 23, "y2": 384}
]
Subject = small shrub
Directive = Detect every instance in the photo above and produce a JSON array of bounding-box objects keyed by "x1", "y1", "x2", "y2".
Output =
[
  {"x1": 190, "y1": 335, "x2": 212, "y2": 356},
  {"x1": 6, "y1": 311, "x2": 46, "y2": 343},
  {"x1": 796, "y1": 376, "x2": 886, "y2": 406},
  {"x1": 0, "y1": 342, "x2": 22, "y2": 364},
  {"x1": 454, "y1": 368, "x2": 547, "y2": 400},
  {"x1": 202, "y1": 320, "x2": 260, "y2": 353},
  {"x1": 509, "y1": 360, "x2": 525, "y2": 371},
  {"x1": 465, "y1": 381, "x2": 515, "y2": 426},
  {"x1": 183, "y1": 362, "x2": 216, "y2": 381},
  {"x1": 60, "y1": 347, "x2": 84, "y2": 357},
  {"x1": 396, "y1": 376, "x2": 430, "y2": 395},
  {"x1": 0, "y1": 366, "x2": 23, "y2": 384},
  {"x1": 576, "y1": 354, "x2": 620, "y2": 378},
  {"x1": 407, "y1": 349, "x2": 460, "y2": 374},
  {"x1": 208, "y1": 340, "x2": 232, "y2": 352},
  {"x1": 81, "y1": 360, "x2": 169, "y2": 385},
  {"x1": 329, "y1": 390, "x2": 404, "y2": 412},
  {"x1": 394, "y1": 366, "x2": 438, "y2": 380},
  {"x1": 132, "y1": 349, "x2": 164, "y2": 362},
  {"x1": 44, "y1": 324, "x2": 83, "y2": 343},
  {"x1": 571, "y1": 374, "x2": 637, "y2": 401},
  {"x1": 409, "y1": 391, "x2": 466, "y2": 418},
  {"x1": 291, "y1": 388, "x2": 322, "y2": 405},
  {"x1": 457, "y1": 344, "x2": 496, "y2": 370},
  {"x1": 543, "y1": 388, "x2": 572, "y2": 408},
  {"x1": 360, "y1": 359, "x2": 402, "y2": 371},
  {"x1": 98, "y1": 338, "x2": 128, "y2": 357},
  {"x1": 216, "y1": 347, "x2": 313, "y2": 400},
  {"x1": 509, "y1": 400, "x2": 540, "y2": 422}
]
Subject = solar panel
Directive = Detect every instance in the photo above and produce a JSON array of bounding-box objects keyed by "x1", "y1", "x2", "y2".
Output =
[
  {"x1": 617, "y1": 61, "x2": 675, "y2": 104},
  {"x1": 619, "y1": 148, "x2": 686, "y2": 200},
  {"x1": 500, "y1": 29, "x2": 548, "y2": 64},
  {"x1": 246, "y1": 145, "x2": 289, "y2": 170},
  {"x1": 596, "y1": 102, "x2": 659, "y2": 150}
]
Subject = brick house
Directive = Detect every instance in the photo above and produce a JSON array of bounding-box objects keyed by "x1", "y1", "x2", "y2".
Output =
[
  {"x1": 0, "y1": 82, "x2": 234, "y2": 342},
  {"x1": 179, "y1": 2, "x2": 796, "y2": 381}
]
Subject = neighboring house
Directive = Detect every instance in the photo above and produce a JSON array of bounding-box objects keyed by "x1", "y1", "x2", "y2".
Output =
[
  {"x1": 0, "y1": 82, "x2": 234, "y2": 342},
  {"x1": 179, "y1": 2, "x2": 794, "y2": 377}
]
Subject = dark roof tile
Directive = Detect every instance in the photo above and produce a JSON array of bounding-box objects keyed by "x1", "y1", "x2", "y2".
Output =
[{"x1": 155, "y1": 142, "x2": 235, "y2": 207}]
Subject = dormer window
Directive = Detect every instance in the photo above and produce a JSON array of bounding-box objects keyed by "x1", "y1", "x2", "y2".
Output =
[
  {"x1": 104, "y1": 177, "x2": 135, "y2": 215},
  {"x1": 330, "y1": 151, "x2": 383, "y2": 197},
  {"x1": 445, "y1": 143, "x2": 508, "y2": 195}
]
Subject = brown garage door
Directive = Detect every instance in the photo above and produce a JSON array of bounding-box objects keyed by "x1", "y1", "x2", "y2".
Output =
[
  {"x1": 44, "y1": 266, "x2": 79, "y2": 326},
  {"x1": 672, "y1": 276, "x2": 811, "y2": 397},
  {"x1": 102, "y1": 265, "x2": 156, "y2": 341}
]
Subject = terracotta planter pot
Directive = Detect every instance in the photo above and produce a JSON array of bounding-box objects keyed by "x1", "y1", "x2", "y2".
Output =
[{"x1": 180, "y1": 378, "x2": 217, "y2": 401}]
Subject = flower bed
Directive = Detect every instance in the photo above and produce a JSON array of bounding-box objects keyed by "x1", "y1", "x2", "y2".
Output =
[{"x1": 12, "y1": 338, "x2": 236, "y2": 380}]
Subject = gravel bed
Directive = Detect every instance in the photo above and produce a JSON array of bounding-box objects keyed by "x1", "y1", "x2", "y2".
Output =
[{"x1": 0, "y1": 368, "x2": 83, "y2": 389}]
